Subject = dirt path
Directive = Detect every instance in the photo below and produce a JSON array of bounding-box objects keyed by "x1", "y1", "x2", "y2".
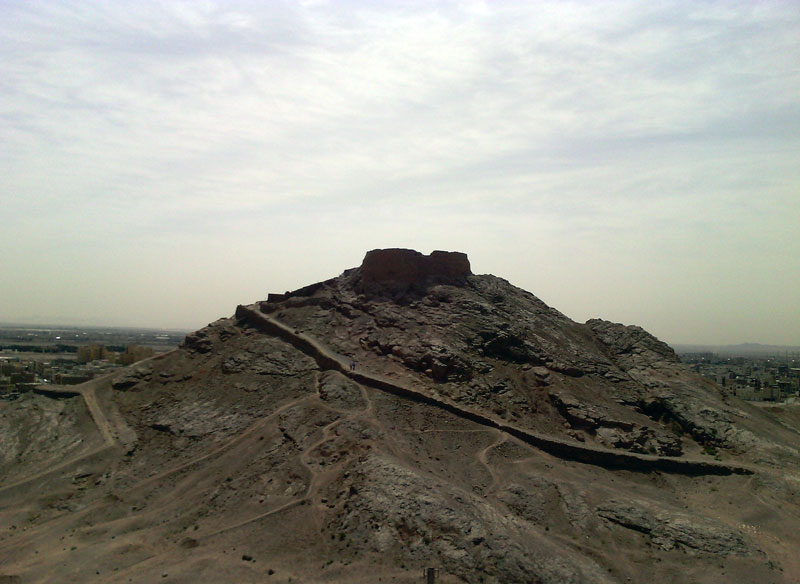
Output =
[
  {"x1": 0, "y1": 444, "x2": 114, "y2": 497},
  {"x1": 477, "y1": 429, "x2": 508, "y2": 494},
  {"x1": 202, "y1": 498, "x2": 306, "y2": 539},
  {"x1": 80, "y1": 385, "x2": 116, "y2": 446},
  {"x1": 0, "y1": 382, "x2": 120, "y2": 496},
  {"x1": 130, "y1": 393, "x2": 317, "y2": 491},
  {"x1": 207, "y1": 381, "x2": 371, "y2": 539},
  {"x1": 9, "y1": 353, "x2": 170, "y2": 492}
]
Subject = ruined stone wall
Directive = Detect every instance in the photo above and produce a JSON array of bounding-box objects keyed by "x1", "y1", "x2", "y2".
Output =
[{"x1": 360, "y1": 249, "x2": 471, "y2": 286}]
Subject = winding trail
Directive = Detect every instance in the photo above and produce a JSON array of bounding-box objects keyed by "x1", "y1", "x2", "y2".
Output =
[
  {"x1": 477, "y1": 430, "x2": 508, "y2": 494},
  {"x1": 206, "y1": 377, "x2": 372, "y2": 539},
  {"x1": 208, "y1": 417, "x2": 347, "y2": 538},
  {"x1": 0, "y1": 303, "x2": 754, "y2": 510},
  {"x1": 202, "y1": 498, "x2": 306, "y2": 538},
  {"x1": 0, "y1": 353, "x2": 172, "y2": 496},
  {"x1": 0, "y1": 444, "x2": 114, "y2": 498},
  {"x1": 236, "y1": 303, "x2": 754, "y2": 477},
  {"x1": 0, "y1": 381, "x2": 120, "y2": 497},
  {"x1": 131, "y1": 393, "x2": 316, "y2": 491}
]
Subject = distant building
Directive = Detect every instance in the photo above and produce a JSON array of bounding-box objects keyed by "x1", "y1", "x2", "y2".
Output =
[
  {"x1": 0, "y1": 361, "x2": 20, "y2": 376},
  {"x1": 118, "y1": 345, "x2": 155, "y2": 366},
  {"x1": 55, "y1": 372, "x2": 93, "y2": 385},
  {"x1": 77, "y1": 344, "x2": 111, "y2": 363},
  {"x1": 0, "y1": 376, "x2": 14, "y2": 394},
  {"x1": 10, "y1": 371, "x2": 35, "y2": 384},
  {"x1": 777, "y1": 380, "x2": 792, "y2": 397}
]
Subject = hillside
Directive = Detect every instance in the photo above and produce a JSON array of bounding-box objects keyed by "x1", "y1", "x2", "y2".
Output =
[{"x1": 1, "y1": 249, "x2": 799, "y2": 584}]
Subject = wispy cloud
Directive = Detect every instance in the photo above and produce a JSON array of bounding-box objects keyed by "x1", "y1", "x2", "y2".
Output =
[{"x1": 1, "y1": 0, "x2": 798, "y2": 342}]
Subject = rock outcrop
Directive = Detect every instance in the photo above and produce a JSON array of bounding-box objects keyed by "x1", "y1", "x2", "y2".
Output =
[{"x1": 597, "y1": 499, "x2": 754, "y2": 555}]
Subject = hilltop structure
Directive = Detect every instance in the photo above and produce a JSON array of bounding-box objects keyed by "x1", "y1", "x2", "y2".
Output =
[{"x1": 360, "y1": 248, "x2": 471, "y2": 287}]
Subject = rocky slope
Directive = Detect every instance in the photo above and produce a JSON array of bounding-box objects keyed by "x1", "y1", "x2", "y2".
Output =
[{"x1": 1, "y1": 249, "x2": 799, "y2": 584}]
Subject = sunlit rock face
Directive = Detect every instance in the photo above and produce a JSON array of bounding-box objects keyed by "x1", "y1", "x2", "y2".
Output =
[{"x1": 359, "y1": 248, "x2": 471, "y2": 287}]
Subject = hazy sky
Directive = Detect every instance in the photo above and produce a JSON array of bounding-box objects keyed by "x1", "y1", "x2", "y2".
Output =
[{"x1": 2, "y1": 1, "x2": 798, "y2": 345}]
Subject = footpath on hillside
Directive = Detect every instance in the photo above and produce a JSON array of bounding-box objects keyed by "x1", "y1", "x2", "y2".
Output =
[
  {"x1": 0, "y1": 354, "x2": 160, "y2": 497},
  {"x1": 235, "y1": 304, "x2": 753, "y2": 477}
]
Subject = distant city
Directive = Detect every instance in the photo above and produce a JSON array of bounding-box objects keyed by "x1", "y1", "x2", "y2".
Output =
[
  {"x1": 676, "y1": 346, "x2": 800, "y2": 402},
  {"x1": 0, "y1": 323, "x2": 187, "y2": 400}
]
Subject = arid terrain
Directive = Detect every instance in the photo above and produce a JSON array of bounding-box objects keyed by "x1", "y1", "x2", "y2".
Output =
[{"x1": 1, "y1": 249, "x2": 799, "y2": 584}]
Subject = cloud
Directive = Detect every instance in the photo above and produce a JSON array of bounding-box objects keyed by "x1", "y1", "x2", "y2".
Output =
[{"x1": 1, "y1": 0, "x2": 798, "y2": 342}]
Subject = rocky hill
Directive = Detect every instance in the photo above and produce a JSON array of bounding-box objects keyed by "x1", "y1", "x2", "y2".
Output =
[{"x1": 1, "y1": 249, "x2": 799, "y2": 584}]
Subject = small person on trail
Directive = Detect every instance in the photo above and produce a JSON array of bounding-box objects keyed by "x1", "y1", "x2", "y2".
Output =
[{"x1": 350, "y1": 361, "x2": 356, "y2": 371}]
